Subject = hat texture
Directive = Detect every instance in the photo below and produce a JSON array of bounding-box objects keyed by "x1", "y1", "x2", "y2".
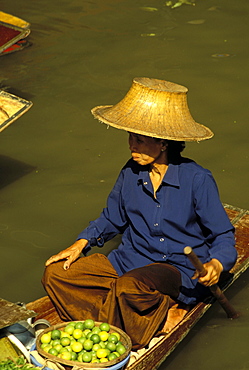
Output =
[{"x1": 91, "y1": 77, "x2": 214, "y2": 141}]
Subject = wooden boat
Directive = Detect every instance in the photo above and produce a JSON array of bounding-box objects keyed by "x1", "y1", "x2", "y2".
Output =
[
  {"x1": 0, "y1": 91, "x2": 33, "y2": 133},
  {"x1": 0, "y1": 11, "x2": 31, "y2": 56},
  {"x1": 26, "y1": 204, "x2": 249, "y2": 370}
]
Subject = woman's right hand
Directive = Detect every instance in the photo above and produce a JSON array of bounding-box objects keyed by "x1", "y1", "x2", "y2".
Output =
[{"x1": 45, "y1": 239, "x2": 89, "y2": 270}]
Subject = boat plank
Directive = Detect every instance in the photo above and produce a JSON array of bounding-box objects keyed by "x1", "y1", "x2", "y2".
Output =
[{"x1": 26, "y1": 296, "x2": 62, "y2": 326}]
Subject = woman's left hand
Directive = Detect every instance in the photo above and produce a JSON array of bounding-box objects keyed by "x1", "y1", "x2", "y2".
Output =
[{"x1": 192, "y1": 258, "x2": 223, "y2": 286}]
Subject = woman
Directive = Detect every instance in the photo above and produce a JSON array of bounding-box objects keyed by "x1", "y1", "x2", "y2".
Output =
[{"x1": 43, "y1": 77, "x2": 237, "y2": 350}]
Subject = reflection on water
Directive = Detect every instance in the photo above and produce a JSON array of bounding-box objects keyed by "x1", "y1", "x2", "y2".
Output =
[{"x1": 0, "y1": 1, "x2": 248, "y2": 369}]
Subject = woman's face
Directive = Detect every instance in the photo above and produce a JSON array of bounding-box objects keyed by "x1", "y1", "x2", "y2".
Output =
[{"x1": 128, "y1": 133, "x2": 166, "y2": 166}]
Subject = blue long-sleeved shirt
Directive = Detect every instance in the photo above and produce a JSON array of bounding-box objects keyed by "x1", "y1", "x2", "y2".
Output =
[{"x1": 77, "y1": 157, "x2": 237, "y2": 304}]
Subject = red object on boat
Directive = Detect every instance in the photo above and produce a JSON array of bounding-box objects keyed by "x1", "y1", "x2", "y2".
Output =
[
  {"x1": 0, "y1": 24, "x2": 21, "y2": 47},
  {"x1": 0, "y1": 23, "x2": 30, "y2": 53}
]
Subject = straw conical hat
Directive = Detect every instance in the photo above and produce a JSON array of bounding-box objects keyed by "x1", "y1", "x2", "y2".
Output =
[{"x1": 91, "y1": 77, "x2": 214, "y2": 142}]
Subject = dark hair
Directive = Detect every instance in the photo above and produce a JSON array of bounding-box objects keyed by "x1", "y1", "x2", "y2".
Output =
[{"x1": 154, "y1": 138, "x2": 185, "y2": 163}]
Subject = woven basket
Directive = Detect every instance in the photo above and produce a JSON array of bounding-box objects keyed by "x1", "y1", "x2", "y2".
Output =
[{"x1": 36, "y1": 321, "x2": 132, "y2": 369}]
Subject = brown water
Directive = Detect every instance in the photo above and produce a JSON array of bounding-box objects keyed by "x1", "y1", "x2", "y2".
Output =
[{"x1": 0, "y1": 0, "x2": 248, "y2": 368}]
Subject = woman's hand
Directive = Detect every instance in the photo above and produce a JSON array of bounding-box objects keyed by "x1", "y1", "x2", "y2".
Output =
[
  {"x1": 192, "y1": 258, "x2": 223, "y2": 286},
  {"x1": 45, "y1": 239, "x2": 89, "y2": 270}
]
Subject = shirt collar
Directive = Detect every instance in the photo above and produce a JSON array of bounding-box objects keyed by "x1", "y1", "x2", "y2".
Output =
[
  {"x1": 138, "y1": 163, "x2": 180, "y2": 187},
  {"x1": 162, "y1": 164, "x2": 180, "y2": 187}
]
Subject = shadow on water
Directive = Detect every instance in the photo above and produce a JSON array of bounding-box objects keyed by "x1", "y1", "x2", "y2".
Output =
[{"x1": 0, "y1": 155, "x2": 35, "y2": 189}]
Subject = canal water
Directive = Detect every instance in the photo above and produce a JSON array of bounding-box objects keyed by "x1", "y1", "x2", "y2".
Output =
[{"x1": 0, "y1": 0, "x2": 248, "y2": 368}]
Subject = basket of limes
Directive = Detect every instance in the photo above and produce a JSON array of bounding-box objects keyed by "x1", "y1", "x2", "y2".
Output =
[{"x1": 35, "y1": 320, "x2": 132, "y2": 369}]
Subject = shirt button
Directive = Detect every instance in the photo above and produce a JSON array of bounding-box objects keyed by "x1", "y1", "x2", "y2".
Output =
[
  {"x1": 154, "y1": 223, "x2": 158, "y2": 226},
  {"x1": 144, "y1": 182, "x2": 148, "y2": 185},
  {"x1": 160, "y1": 238, "x2": 164, "y2": 242},
  {"x1": 157, "y1": 204, "x2": 160, "y2": 208},
  {"x1": 163, "y1": 255, "x2": 167, "y2": 259}
]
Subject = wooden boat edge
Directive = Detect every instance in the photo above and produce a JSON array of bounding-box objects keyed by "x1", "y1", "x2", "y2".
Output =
[{"x1": 0, "y1": 11, "x2": 30, "y2": 29}]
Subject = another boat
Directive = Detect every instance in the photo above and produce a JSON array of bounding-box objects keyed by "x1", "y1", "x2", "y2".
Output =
[
  {"x1": 0, "y1": 91, "x2": 33, "y2": 133},
  {"x1": 26, "y1": 204, "x2": 249, "y2": 370},
  {"x1": 0, "y1": 11, "x2": 31, "y2": 56}
]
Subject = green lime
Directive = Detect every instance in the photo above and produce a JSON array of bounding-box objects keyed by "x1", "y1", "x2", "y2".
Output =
[
  {"x1": 99, "y1": 322, "x2": 110, "y2": 332},
  {"x1": 106, "y1": 341, "x2": 116, "y2": 352},
  {"x1": 75, "y1": 322, "x2": 84, "y2": 330},
  {"x1": 91, "y1": 334, "x2": 100, "y2": 344},
  {"x1": 60, "y1": 337, "x2": 71, "y2": 347},
  {"x1": 83, "y1": 339, "x2": 93, "y2": 351},
  {"x1": 67, "y1": 322, "x2": 76, "y2": 327},
  {"x1": 48, "y1": 348, "x2": 58, "y2": 356},
  {"x1": 91, "y1": 358, "x2": 100, "y2": 363},
  {"x1": 77, "y1": 354, "x2": 83, "y2": 362},
  {"x1": 51, "y1": 329, "x2": 61, "y2": 340},
  {"x1": 91, "y1": 350, "x2": 97, "y2": 359},
  {"x1": 83, "y1": 329, "x2": 91, "y2": 336},
  {"x1": 52, "y1": 339, "x2": 60, "y2": 347},
  {"x1": 108, "y1": 334, "x2": 119, "y2": 344},
  {"x1": 77, "y1": 337, "x2": 86, "y2": 345},
  {"x1": 65, "y1": 345, "x2": 73, "y2": 352},
  {"x1": 83, "y1": 319, "x2": 95, "y2": 330},
  {"x1": 53, "y1": 343, "x2": 63, "y2": 353},
  {"x1": 92, "y1": 326, "x2": 101, "y2": 334},
  {"x1": 59, "y1": 347, "x2": 69, "y2": 354},
  {"x1": 116, "y1": 344, "x2": 126, "y2": 355},
  {"x1": 43, "y1": 345, "x2": 52, "y2": 353},
  {"x1": 105, "y1": 348, "x2": 111, "y2": 356},
  {"x1": 41, "y1": 343, "x2": 49, "y2": 349},
  {"x1": 82, "y1": 352, "x2": 92, "y2": 363},
  {"x1": 87, "y1": 331, "x2": 93, "y2": 339},
  {"x1": 92, "y1": 343, "x2": 101, "y2": 351},
  {"x1": 99, "y1": 341, "x2": 106, "y2": 349},
  {"x1": 108, "y1": 352, "x2": 118, "y2": 361},
  {"x1": 112, "y1": 332, "x2": 121, "y2": 341},
  {"x1": 64, "y1": 325, "x2": 74, "y2": 335},
  {"x1": 71, "y1": 352, "x2": 77, "y2": 361}
]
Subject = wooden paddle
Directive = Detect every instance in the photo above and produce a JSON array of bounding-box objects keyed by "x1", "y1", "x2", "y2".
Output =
[{"x1": 184, "y1": 246, "x2": 239, "y2": 319}]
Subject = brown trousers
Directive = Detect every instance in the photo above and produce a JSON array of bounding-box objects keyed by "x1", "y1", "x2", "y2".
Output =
[{"x1": 42, "y1": 253, "x2": 181, "y2": 350}]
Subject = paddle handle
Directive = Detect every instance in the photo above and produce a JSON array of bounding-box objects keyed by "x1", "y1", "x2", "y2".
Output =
[{"x1": 184, "y1": 246, "x2": 239, "y2": 319}]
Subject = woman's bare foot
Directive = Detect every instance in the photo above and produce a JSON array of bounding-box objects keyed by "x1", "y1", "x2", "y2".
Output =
[{"x1": 162, "y1": 303, "x2": 190, "y2": 334}]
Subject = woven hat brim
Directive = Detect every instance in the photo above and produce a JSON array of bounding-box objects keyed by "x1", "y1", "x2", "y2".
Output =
[{"x1": 91, "y1": 105, "x2": 214, "y2": 142}]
